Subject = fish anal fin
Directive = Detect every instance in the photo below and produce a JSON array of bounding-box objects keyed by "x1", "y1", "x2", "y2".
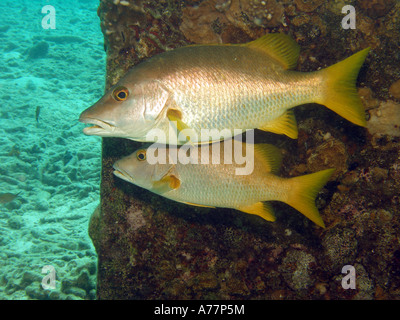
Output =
[
  {"x1": 238, "y1": 202, "x2": 276, "y2": 222},
  {"x1": 253, "y1": 144, "x2": 282, "y2": 174},
  {"x1": 259, "y1": 109, "x2": 298, "y2": 139},
  {"x1": 152, "y1": 174, "x2": 181, "y2": 194},
  {"x1": 244, "y1": 34, "x2": 300, "y2": 70}
]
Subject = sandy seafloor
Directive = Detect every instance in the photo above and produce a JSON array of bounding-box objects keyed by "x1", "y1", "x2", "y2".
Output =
[{"x1": 0, "y1": 0, "x2": 105, "y2": 299}]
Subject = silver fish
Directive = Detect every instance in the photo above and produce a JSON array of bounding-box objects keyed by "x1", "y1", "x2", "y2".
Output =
[
  {"x1": 113, "y1": 141, "x2": 334, "y2": 227},
  {"x1": 80, "y1": 33, "x2": 369, "y2": 144}
]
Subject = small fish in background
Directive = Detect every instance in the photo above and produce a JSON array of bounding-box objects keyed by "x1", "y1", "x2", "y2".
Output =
[
  {"x1": 0, "y1": 192, "x2": 21, "y2": 205},
  {"x1": 35, "y1": 106, "x2": 41, "y2": 122},
  {"x1": 113, "y1": 142, "x2": 334, "y2": 227},
  {"x1": 7, "y1": 145, "x2": 20, "y2": 157}
]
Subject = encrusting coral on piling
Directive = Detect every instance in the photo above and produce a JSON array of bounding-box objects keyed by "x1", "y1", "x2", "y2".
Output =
[{"x1": 90, "y1": 0, "x2": 400, "y2": 299}]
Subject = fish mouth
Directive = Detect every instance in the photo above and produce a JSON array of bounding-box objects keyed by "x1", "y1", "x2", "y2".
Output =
[
  {"x1": 113, "y1": 164, "x2": 133, "y2": 183},
  {"x1": 79, "y1": 117, "x2": 115, "y2": 136}
]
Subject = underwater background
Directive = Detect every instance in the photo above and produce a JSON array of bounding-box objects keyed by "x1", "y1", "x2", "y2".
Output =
[{"x1": 0, "y1": 0, "x2": 103, "y2": 299}]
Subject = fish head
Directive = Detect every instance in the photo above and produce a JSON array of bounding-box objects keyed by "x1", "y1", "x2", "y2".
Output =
[
  {"x1": 79, "y1": 75, "x2": 170, "y2": 141},
  {"x1": 113, "y1": 144, "x2": 175, "y2": 191}
]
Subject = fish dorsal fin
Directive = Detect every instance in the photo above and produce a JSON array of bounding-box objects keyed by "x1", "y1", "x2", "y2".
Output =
[
  {"x1": 244, "y1": 34, "x2": 300, "y2": 70},
  {"x1": 253, "y1": 143, "x2": 282, "y2": 174},
  {"x1": 259, "y1": 109, "x2": 298, "y2": 139},
  {"x1": 238, "y1": 202, "x2": 276, "y2": 222},
  {"x1": 152, "y1": 174, "x2": 181, "y2": 194}
]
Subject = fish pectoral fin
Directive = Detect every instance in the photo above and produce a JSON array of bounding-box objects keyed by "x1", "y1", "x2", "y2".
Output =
[
  {"x1": 152, "y1": 174, "x2": 181, "y2": 194},
  {"x1": 237, "y1": 202, "x2": 276, "y2": 222},
  {"x1": 259, "y1": 109, "x2": 298, "y2": 139},
  {"x1": 166, "y1": 108, "x2": 195, "y2": 144},
  {"x1": 166, "y1": 108, "x2": 186, "y2": 131},
  {"x1": 244, "y1": 33, "x2": 300, "y2": 70}
]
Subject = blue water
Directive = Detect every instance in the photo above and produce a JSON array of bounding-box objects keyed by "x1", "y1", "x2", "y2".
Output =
[{"x1": 0, "y1": 0, "x2": 105, "y2": 299}]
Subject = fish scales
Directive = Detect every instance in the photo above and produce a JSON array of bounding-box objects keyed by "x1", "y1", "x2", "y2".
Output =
[
  {"x1": 146, "y1": 45, "x2": 320, "y2": 131},
  {"x1": 166, "y1": 151, "x2": 286, "y2": 208},
  {"x1": 113, "y1": 142, "x2": 334, "y2": 227},
  {"x1": 115, "y1": 143, "x2": 289, "y2": 208},
  {"x1": 80, "y1": 33, "x2": 369, "y2": 143}
]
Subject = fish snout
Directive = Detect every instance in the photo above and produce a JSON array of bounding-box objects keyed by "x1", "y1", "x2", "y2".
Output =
[
  {"x1": 113, "y1": 162, "x2": 133, "y2": 183},
  {"x1": 79, "y1": 107, "x2": 116, "y2": 136}
]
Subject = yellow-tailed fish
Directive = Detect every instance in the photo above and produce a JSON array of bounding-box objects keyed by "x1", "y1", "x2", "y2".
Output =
[
  {"x1": 113, "y1": 142, "x2": 334, "y2": 227},
  {"x1": 80, "y1": 33, "x2": 369, "y2": 144}
]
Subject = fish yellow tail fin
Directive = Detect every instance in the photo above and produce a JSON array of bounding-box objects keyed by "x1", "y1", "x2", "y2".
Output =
[
  {"x1": 316, "y1": 48, "x2": 370, "y2": 127},
  {"x1": 285, "y1": 168, "x2": 335, "y2": 228}
]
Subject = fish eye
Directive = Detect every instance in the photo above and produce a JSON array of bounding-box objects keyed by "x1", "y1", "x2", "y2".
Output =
[
  {"x1": 113, "y1": 86, "x2": 129, "y2": 101},
  {"x1": 136, "y1": 150, "x2": 146, "y2": 161}
]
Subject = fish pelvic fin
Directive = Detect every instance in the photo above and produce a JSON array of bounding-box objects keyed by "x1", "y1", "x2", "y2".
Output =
[
  {"x1": 259, "y1": 109, "x2": 298, "y2": 139},
  {"x1": 238, "y1": 202, "x2": 276, "y2": 222},
  {"x1": 317, "y1": 48, "x2": 370, "y2": 127},
  {"x1": 285, "y1": 168, "x2": 335, "y2": 228},
  {"x1": 245, "y1": 33, "x2": 300, "y2": 70}
]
